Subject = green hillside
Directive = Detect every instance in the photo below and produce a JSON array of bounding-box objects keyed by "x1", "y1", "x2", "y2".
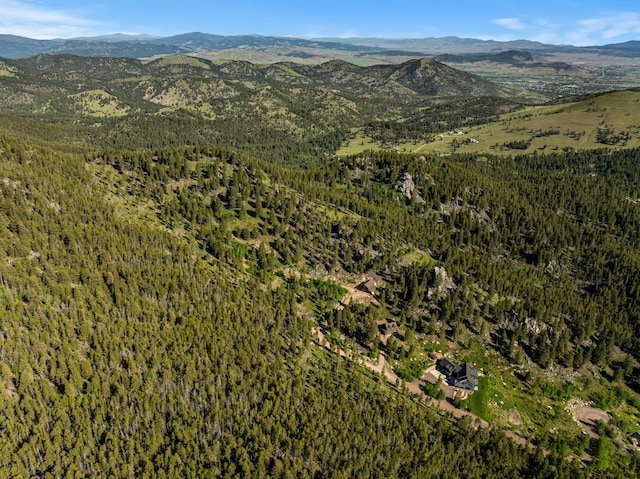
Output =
[
  {"x1": 433, "y1": 90, "x2": 640, "y2": 155},
  {"x1": 0, "y1": 53, "x2": 640, "y2": 476},
  {"x1": 1, "y1": 132, "x2": 640, "y2": 475},
  {"x1": 339, "y1": 90, "x2": 640, "y2": 157},
  {"x1": 0, "y1": 54, "x2": 543, "y2": 161}
]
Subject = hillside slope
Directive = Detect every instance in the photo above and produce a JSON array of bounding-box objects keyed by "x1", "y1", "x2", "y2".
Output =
[
  {"x1": 338, "y1": 89, "x2": 640, "y2": 156},
  {"x1": 426, "y1": 90, "x2": 640, "y2": 155},
  {"x1": 1, "y1": 135, "x2": 613, "y2": 477}
]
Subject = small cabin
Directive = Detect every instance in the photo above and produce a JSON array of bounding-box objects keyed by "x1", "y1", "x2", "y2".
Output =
[
  {"x1": 357, "y1": 278, "x2": 378, "y2": 295},
  {"x1": 380, "y1": 320, "x2": 399, "y2": 337}
]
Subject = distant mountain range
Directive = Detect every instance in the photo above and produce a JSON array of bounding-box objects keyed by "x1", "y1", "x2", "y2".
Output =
[
  {"x1": 1, "y1": 32, "x2": 639, "y2": 60},
  {"x1": 0, "y1": 52, "x2": 539, "y2": 157},
  {"x1": 0, "y1": 53, "x2": 532, "y2": 107},
  {"x1": 0, "y1": 33, "x2": 380, "y2": 59},
  {"x1": 318, "y1": 36, "x2": 640, "y2": 57},
  {"x1": 432, "y1": 50, "x2": 584, "y2": 74}
]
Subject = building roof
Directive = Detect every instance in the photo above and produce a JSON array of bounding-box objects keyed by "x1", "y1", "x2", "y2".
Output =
[
  {"x1": 457, "y1": 363, "x2": 478, "y2": 384},
  {"x1": 380, "y1": 320, "x2": 399, "y2": 336},
  {"x1": 436, "y1": 358, "x2": 461, "y2": 377},
  {"x1": 358, "y1": 278, "x2": 378, "y2": 294},
  {"x1": 436, "y1": 359, "x2": 479, "y2": 390}
]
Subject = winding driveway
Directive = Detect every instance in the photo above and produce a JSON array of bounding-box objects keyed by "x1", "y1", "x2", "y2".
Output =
[{"x1": 312, "y1": 326, "x2": 530, "y2": 448}]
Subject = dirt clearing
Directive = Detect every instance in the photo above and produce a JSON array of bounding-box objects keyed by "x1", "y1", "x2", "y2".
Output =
[{"x1": 573, "y1": 405, "x2": 611, "y2": 439}]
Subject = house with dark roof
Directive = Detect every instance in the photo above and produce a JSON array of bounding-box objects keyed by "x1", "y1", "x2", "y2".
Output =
[
  {"x1": 436, "y1": 358, "x2": 459, "y2": 377},
  {"x1": 436, "y1": 358, "x2": 479, "y2": 392},
  {"x1": 380, "y1": 320, "x2": 399, "y2": 337},
  {"x1": 357, "y1": 278, "x2": 378, "y2": 295},
  {"x1": 453, "y1": 363, "x2": 478, "y2": 391}
]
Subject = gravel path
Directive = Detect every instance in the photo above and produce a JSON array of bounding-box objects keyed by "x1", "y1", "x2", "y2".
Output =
[{"x1": 312, "y1": 326, "x2": 530, "y2": 449}]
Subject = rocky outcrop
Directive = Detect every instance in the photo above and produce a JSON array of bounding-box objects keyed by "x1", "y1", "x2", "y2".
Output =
[
  {"x1": 395, "y1": 172, "x2": 424, "y2": 203},
  {"x1": 427, "y1": 266, "x2": 456, "y2": 300}
]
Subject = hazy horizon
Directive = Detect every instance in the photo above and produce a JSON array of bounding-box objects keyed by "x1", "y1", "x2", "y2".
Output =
[{"x1": 1, "y1": 1, "x2": 639, "y2": 46}]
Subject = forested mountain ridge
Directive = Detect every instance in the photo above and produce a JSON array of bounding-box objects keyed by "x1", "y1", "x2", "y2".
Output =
[
  {"x1": 0, "y1": 53, "x2": 539, "y2": 161},
  {"x1": 3, "y1": 32, "x2": 639, "y2": 96},
  {"x1": 1, "y1": 132, "x2": 640, "y2": 475},
  {"x1": 0, "y1": 53, "x2": 533, "y2": 103},
  {"x1": 1, "y1": 50, "x2": 640, "y2": 475},
  {"x1": 344, "y1": 89, "x2": 640, "y2": 157},
  {"x1": 1, "y1": 135, "x2": 613, "y2": 477}
]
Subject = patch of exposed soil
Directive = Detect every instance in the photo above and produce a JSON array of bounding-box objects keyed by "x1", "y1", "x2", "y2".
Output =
[
  {"x1": 507, "y1": 408, "x2": 524, "y2": 427},
  {"x1": 573, "y1": 405, "x2": 611, "y2": 439}
]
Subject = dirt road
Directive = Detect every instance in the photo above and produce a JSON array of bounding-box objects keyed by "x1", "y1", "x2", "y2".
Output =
[{"x1": 312, "y1": 326, "x2": 533, "y2": 448}]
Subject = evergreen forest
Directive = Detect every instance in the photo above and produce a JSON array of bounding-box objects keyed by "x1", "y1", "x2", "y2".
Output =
[{"x1": 0, "y1": 52, "x2": 639, "y2": 477}]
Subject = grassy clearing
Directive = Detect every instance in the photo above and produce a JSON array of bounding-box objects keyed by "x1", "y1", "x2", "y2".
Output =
[
  {"x1": 154, "y1": 55, "x2": 211, "y2": 69},
  {"x1": 467, "y1": 376, "x2": 490, "y2": 420},
  {"x1": 68, "y1": 90, "x2": 130, "y2": 117},
  {"x1": 430, "y1": 90, "x2": 640, "y2": 155},
  {"x1": 337, "y1": 129, "x2": 432, "y2": 157},
  {"x1": 181, "y1": 103, "x2": 217, "y2": 119},
  {"x1": 399, "y1": 249, "x2": 434, "y2": 267},
  {"x1": 272, "y1": 64, "x2": 307, "y2": 78}
]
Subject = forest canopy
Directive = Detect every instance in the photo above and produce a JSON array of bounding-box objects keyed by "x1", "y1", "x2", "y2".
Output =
[{"x1": 1, "y1": 52, "x2": 640, "y2": 477}]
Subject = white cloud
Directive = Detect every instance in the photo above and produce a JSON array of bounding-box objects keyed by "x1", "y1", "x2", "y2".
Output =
[
  {"x1": 492, "y1": 18, "x2": 526, "y2": 31},
  {"x1": 0, "y1": 0, "x2": 105, "y2": 39},
  {"x1": 481, "y1": 16, "x2": 564, "y2": 44},
  {"x1": 570, "y1": 12, "x2": 640, "y2": 44},
  {"x1": 486, "y1": 12, "x2": 640, "y2": 46},
  {"x1": 602, "y1": 15, "x2": 640, "y2": 39}
]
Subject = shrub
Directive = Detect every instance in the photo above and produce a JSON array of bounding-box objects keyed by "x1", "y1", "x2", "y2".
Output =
[{"x1": 422, "y1": 381, "x2": 445, "y2": 400}]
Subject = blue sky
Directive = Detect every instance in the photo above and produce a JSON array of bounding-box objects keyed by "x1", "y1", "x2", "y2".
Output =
[{"x1": 1, "y1": 0, "x2": 640, "y2": 45}]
